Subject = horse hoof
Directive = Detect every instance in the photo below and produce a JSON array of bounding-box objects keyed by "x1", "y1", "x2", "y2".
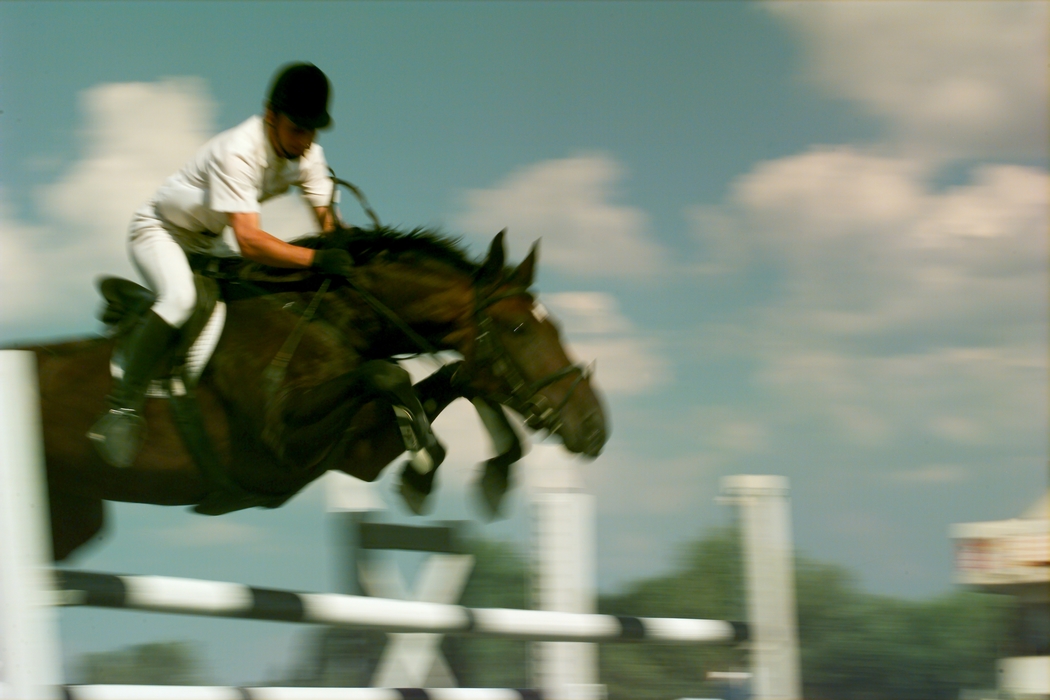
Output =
[
  {"x1": 398, "y1": 461, "x2": 435, "y2": 516},
  {"x1": 476, "y1": 462, "x2": 510, "y2": 521},
  {"x1": 398, "y1": 479, "x2": 434, "y2": 516}
]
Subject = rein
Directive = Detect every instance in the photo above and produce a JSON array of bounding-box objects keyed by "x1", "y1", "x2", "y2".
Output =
[
  {"x1": 328, "y1": 169, "x2": 382, "y2": 230},
  {"x1": 472, "y1": 288, "x2": 594, "y2": 434}
]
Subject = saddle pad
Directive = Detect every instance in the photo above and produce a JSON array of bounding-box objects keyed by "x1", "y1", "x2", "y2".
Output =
[{"x1": 110, "y1": 302, "x2": 227, "y2": 398}]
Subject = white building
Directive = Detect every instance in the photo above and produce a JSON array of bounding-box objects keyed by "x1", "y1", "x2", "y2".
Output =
[{"x1": 952, "y1": 492, "x2": 1050, "y2": 698}]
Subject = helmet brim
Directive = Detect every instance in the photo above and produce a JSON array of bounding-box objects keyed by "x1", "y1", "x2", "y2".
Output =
[{"x1": 288, "y1": 111, "x2": 332, "y2": 131}]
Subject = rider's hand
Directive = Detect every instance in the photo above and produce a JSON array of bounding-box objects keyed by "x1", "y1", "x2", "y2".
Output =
[{"x1": 312, "y1": 248, "x2": 356, "y2": 277}]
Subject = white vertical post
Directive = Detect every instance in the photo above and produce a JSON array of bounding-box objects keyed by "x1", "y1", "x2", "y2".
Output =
[
  {"x1": 0, "y1": 351, "x2": 63, "y2": 700},
  {"x1": 528, "y1": 444, "x2": 602, "y2": 700},
  {"x1": 720, "y1": 475, "x2": 802, "y2": 700}
]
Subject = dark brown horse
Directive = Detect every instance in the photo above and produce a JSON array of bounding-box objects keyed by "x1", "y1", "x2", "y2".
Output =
[{"x1": 22, "y1": 227, "x2": 607, "y2": 561}]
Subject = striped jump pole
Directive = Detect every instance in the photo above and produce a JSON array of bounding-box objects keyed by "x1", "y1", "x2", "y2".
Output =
[
  {"x1": 55, "y1": 570, "x2": 746, "y2": 645},
  {"x1": 63, "y1": 686, "x2": 543, "y2": 700}
]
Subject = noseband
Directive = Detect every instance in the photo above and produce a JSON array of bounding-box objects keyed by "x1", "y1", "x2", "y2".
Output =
[{"x1": 471, "y1": 288, "x2": 593, "y2": 434}]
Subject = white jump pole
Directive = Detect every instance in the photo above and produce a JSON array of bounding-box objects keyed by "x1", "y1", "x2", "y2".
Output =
[
  {"x1": 0, "y1": 350, "x2": 63, "y2": 700},
  {"x1": 527, "y1": 444, "x2": 602, "y2": 700},
  {"x1": 720, "y1": 475, "x2": 801, "y2": 700},
  {"x1": 63, "y1": 686, "x2": 543, "y2": 700}
]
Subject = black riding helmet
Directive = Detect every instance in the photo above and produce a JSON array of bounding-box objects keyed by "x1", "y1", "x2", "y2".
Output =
[{"x1": 267, "y1": 62, "x2": 332, "y2": 130}]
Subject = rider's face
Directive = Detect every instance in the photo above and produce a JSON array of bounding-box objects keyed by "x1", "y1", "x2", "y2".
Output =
[{"x1": 266, "y1": 110, "x2": 317, "y2": 159}]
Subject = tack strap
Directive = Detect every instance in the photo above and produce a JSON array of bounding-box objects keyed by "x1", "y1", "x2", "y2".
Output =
[{"x1": 261, "y1": 278, "x2": 331, "y2": 399}]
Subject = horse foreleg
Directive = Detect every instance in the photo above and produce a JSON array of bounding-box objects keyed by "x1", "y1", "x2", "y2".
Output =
[
  {"x1": 274, "y1": 361, "x2": 446, "y2": 477},
  {"x1": 414, "y1": 364, "x2": 524, "y2": 520},
  {"x1": 273, "y1": 361, "x2": 466, "y2": 514},
  {"x1": 413, "y1": 361, "x2": 466, "y2": 421}
]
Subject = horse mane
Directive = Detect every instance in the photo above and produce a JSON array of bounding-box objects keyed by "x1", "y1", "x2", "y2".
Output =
[{"x1": 231, "y1": 225, "x2": 480, "y2": 282}]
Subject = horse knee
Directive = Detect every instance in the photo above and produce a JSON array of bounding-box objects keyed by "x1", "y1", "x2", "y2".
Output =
[{"x1": 359, "y1": 360, "x2": 410, "y2": 393}]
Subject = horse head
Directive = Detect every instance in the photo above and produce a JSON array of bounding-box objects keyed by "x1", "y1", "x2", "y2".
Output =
[{"x1": 462, "y1": 231, "x2": 608, "y2": 458}]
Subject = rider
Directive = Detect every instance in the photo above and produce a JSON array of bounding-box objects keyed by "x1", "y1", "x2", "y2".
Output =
[{"x1": 89, "y1": 62, "x2": 357, "y2": 469}]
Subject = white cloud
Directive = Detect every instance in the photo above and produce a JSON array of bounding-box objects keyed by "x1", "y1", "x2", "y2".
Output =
[
  {"x1": 691, "y1": 146, "x2": 1048, "y2": 448},
  {"x1": 42, "y1": 78, "x2": 215, "y2": 244},
  {"x1": 0, "y1": 197, "x2": 48, "y2": 326},
  {"x1": 544, "y1": 291, "x2": 671, "y2": 395},
  {"x1": 543, "y1": 292, "x2": 635, "y2": 335},
  {"x1": 680, "y1": 4, "x2": 1049, "y2": 454},
  {"x1": 565, "y1": 337, "x2": 670, "y2": 396},
  {"x1": 888, "y1": 464, "x2": 968, "y2": 485},
  {"x1": 766, "y1": 1, "x2": 1048, "y2": 159},
  {"x1": 0, "y1": 79, "x2": 321, "y2": 337},
  {"x1": 455, "y1": 155, "x2": 665, "y2": 277},
  {"x1": 741, "y1": 148, "x2": 1046, "y2": 338},
  {"x1": 1, "y1": 79, "x2": 216, "y2": 335}
]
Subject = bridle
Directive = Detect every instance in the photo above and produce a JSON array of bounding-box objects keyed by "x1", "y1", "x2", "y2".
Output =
[
  {"x1": 468, "y1": 287, "x2": 594, "y2": 434},
  {"x1": 316, "y1": 173, "x2": 594, "y2": 434}
]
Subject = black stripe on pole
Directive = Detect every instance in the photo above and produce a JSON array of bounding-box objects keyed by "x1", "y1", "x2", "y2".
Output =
[
  {"x1": 462, "y1": 607, "x2": 477, "y2": 632},
  {"x1": 244, "y1": 587, "x2": 306, "y2": 622},
  {"x1": 358, "y1": 522, "x2": 466, "y2": 554},
  {"x1": 56, "y1": 570, "x2": 127, "y2": 608},
  {"x1": 518, "y1": 690, "x2": 544, "y2": 700},
  {"x1": 615, "y1": 615, "x2": 646, "y2": 640},
  {"x1": 730, "y1": 620, "x2": 749, "y2": 642},
  {"x1": 396, "y1": 689, "x2": 431, "y2": 700}
]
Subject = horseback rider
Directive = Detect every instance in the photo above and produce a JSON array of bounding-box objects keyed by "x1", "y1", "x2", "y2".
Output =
[{"x1": 88, "y1": 62, "x2": 361, "y2": 469}]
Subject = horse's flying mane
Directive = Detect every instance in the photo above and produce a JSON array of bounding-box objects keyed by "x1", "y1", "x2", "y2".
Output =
[{"x1": 234, "y1": 225, "x2": 480, "y2": 280}]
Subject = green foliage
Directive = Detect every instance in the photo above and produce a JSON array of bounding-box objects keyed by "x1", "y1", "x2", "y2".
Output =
[
  {"x1": 75, "y1": 641, "x2": 209, "y2": 685},
  {"x1": 598, "y1": 529, "x2": 1013, "y2": 700},
  {"x1": 282, "y1": 536, "x2": 531, "y2": 688},
  {"x1": 797, "y1": 563, "x2": 1014, "y2": 700},
  {"x1": 598, "y1": 527, "x2": 749, "y2": 700},
  {"x1": 443, "y1": 536, "x2": 532, "y2": 689}
]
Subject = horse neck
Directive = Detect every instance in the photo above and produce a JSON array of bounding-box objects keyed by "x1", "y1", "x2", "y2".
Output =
[{"x1": 331, "y1": 259, "x2": 475, "y2": 354}]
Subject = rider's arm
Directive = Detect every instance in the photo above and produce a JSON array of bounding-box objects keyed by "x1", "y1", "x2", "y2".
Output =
[
  {"x1": 228, "y1": 211, "x2": 317, "y2": 268},
  {"x1": 314, "y1": 206, "x2": 336, "y2": 233}
]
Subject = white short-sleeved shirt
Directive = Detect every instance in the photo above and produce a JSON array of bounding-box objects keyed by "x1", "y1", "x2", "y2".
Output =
[{"x1": 148, "y1": 115, "x2": 333, "y2": 252}]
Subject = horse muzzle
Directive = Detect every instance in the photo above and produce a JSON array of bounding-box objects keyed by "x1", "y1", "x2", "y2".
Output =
[
  {"x1": 518, "y1": 363, "x2": 607, "y2": 458},
  {"x1": 559, "y1": 405, "x2": 607, "y2": 457}
]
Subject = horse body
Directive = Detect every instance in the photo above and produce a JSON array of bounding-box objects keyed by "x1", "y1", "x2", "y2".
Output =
[{"x1": 27, "y1": 228, "x2": 607, "y2": 561}]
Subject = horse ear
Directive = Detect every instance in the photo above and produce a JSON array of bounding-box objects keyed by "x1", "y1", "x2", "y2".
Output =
[
  {"x1": 508, "y1": 239, "x2": 539, "y2": 288},
  {"x1": 475, "y1": 229, "x2": 507, "y2": 286}
]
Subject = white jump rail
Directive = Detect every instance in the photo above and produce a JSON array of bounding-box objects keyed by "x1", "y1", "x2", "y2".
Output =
[
  {"x1": 55, "y1": 570, "x2": 746, "y2": 645},
  {"x1": 63, "y1": 686, "x2": 542, "y2": 700}
]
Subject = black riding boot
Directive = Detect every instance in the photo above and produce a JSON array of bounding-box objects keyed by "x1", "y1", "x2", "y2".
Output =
[{"x1": 88, "y1": 310, "x2": 179, "y2": 468}]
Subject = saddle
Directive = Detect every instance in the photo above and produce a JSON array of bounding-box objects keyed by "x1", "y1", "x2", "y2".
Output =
[{"x1": 97, "y1": 274, "x2": 275, "y2": 515}]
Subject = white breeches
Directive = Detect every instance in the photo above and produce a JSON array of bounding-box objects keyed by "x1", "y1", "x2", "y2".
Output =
[{"x1": 128, "y1": 208, "x2": 197, "y2": 328}]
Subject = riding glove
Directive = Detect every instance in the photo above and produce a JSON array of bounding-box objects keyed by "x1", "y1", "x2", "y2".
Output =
[{"x1": 312, "y1": 248, "x2": 356, "y2": 277}]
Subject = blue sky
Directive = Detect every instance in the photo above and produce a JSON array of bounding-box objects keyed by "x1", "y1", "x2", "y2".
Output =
[{"x1": 1, "y1": 0, "x2": 1047, "y2": 686}]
